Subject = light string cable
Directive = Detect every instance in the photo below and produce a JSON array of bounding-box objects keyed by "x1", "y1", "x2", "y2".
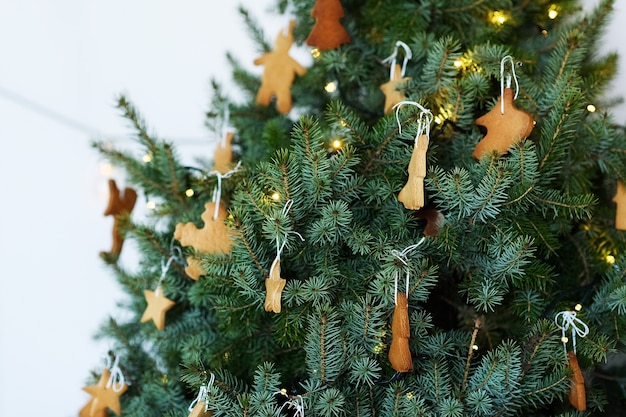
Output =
[
  {"x1": 393, "y1": 100, "x2": 434, "y2": 146},
  {"x1": 188, "y1": 373, "x2": 215, "y2": 412},
  {"x1": 208, "y1": 161, "x2": 242, "y2": 220},
  {"x1": 105, "y1": 353, "x2": 126, "y2": 392},
  {"x1": 382, "y1": 40, "x2": 413, "y2": 80},
  {"x1": 554, "y1": 309, "x2": 589, "y2": 356},
  {"x1": 390, "y1": 238, "x2": 426, "y2": 305},
  {"x1": 155, "y1": 237, "x2": 185, "y2": 296},
  {"x1": 500, "y1": 55, "x2": 520, "y2": 114},
  {"x1": 276, "y1": 390, "x2": 305, "y2": 417},
  {"x1": 270, "y1": 199, "x2": 305, "y2": 275}
]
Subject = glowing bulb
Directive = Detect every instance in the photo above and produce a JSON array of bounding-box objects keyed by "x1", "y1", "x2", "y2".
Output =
[
  {"x1": 472, "y1": 344, "x2": 479, "y2": 351},
  {"x1": 454, "y1": 59, "x2": 463, "y2": 68},
  {"x1": 561, "y1": 336, "x2": 569, "y2": 343},
  {"x1": 311, "y1": 48, "x2": 321, "y2": 59},
  {"x1": 271, "y1": 192, "x2": 281, "y2": 201},
  {"x1": 490, "y1": 10, "x2": 507, "y2": 26},
  {"x1": 541, "y1": 29, "x2": 549, "y2": 37},
  {"x1": 606, "y1": 255, "x2": 616, "y2": 265},
  {"x1": 405, "y1": 392, "x2": 414, "y2": 400},
  {"x1": 548, "y1": 5, "x2": 559, "y2": 20},
  {"x1": 143, "y1": 153, "x2": 153, "y2": 163},
  {"x1": 146, "y1": 201, "x2": 156, "y2": 210},
  {"x1": 575, "y1": 303, "x2": 583, "y2": 311},
  {"x1": 339, "y1": 119, "x2": 348, "y2": 127},
  {"x1": 185, "y1": 188, "x2": 194, "y2": 197},
  {"x1": 99, "y1": 163, "x2": 113, "y2": 176},
  {"x1": 434, "y1": 116, "x2": 443, "y2": 125},
  {"x1": 587, "y1": 104, "x2": 597, "y2": 113},
  {"x1": 331, "y1": 139, "x2": 342, "y2": 150},
  {"x1": 324, "y1": 81, "x2": 337, "y2": 93}
]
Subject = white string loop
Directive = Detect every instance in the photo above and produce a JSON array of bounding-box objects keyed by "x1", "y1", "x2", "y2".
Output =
[
  {"x1": 277, "y1": 391, "x2": 305, "y2": 417},
  {"x1": 393, "y1": 101, "x2": 433, "y2": 145},
  {"x1": 156, "y1": 239, "x2": 185, "y2": 295},
  {"x1": 390, "y1": 238, "x2": 426, "y2": 305},
  {"x1": 208, "y1": 161, "x2": 242, "y2": 220},
  {"x1": 500, "y1": 55, "x2": 520, "y2": 114},
  {"x1": 188, "y1": 373, "x2": 215, "y2": 412},
  {"x1": 382, "y1": 40, "x2": 413, "y2": 80},
  {"x1": 555, "y1": 310, "x2": 589, "y2": 355},
  {"x1": 105, "y1": 354, "x2": 126, "y2": 393}
]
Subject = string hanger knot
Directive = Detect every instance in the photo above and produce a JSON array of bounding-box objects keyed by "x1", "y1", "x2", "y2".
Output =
[
  {"x1": 105, "y1": 353, "x2": 126, "y2": 392},
  {"x1": 393, "y1": 101, "x2": 433, "y2": 144},
  {"x1": 188, "y1": 373, "x2": 215, "y2": 412},
  {"x1": 555, "y1": 309, "x2": 589, "y2": 355},
  {"x1": 208, "y1": 161, "x2": 242, "y2": 220},
  {"x1": 382, "y1": 40, "x2": 413, "y2": 80},
  {"x1": 500, "y1": 55, "x2": 520, "y2": 114},
  {"x1": 390, "y1": 238, "x2": 425, "y2": 305}
]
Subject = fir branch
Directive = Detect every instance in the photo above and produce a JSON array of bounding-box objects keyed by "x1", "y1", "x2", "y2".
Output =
[{"x1": 461, "y1": 317, "x2": 482, "y2": 395}]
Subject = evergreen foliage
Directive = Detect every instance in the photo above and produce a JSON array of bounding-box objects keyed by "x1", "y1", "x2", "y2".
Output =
[{"x1": 89, "y1": 0, "x2": 626, "y2": 416}]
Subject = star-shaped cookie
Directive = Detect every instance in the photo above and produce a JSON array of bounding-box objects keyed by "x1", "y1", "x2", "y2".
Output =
[{"x1": 140, "y1": 287, "x2": 176, "y2": 330}]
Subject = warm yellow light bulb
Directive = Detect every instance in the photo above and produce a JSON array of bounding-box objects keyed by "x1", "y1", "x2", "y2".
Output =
[
  {"x1": 548, "y1": 5, "x2": 559, "y2": 20},
  {"x1": 472, "y1": 344, "x2": 479, "y2": 351},
  {"x1": 311, "y1": 48, "x2": 321, "y2": 59},
  {"x1": 185, "y1": 188, "x2": 194, "y2": 197},
  {"x1": 490, "y1": 10, "x2": 507, "y2": 25},
  {"x1": 575, "y1": 303, "x2": 583, "y2": 311},
  {"x1": 331, "y1": 139, "x2": 342, "y2": 150},
  {"x1": 324, "y1": 81, "x2": 337, "y2": 93},
  {"x1": 561, "y1": 336, "x2": 569, "y2": 343},
  {"x1": 143, "y1": 153, "x2": 153, "y2": 163},
  {"x1": 271, "y1": 192, "x2": 281, "y2": 201},
  {"x1": 587, "y1": 104, "x2": 597, "y2": 113},
  {"x1": 454, "y1": 59, "x2": 463, "y2": 68},
  {"x1": 146, "y1": 201, "x2": 156, "y2": 210},
  {"x1": 434, "y1": 116, "x2": 443, "y2": 125},
  {"x1": 606, "y1": 254, "x2": 616, "y2": 265}
]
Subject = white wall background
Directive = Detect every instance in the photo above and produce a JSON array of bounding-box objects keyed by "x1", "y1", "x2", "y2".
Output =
[{"x1": 0, "y1": 1, "x2": 622, "y2": 416}]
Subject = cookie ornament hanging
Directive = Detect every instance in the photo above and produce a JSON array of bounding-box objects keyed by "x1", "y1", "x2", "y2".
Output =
[
  {"x1": 612, "y1": 180, "x2": 626, "y2": 230},
  {"x1": 101, "y1": 178, "x2": 137, "y2": 260},
  {"x1": 306, "y1": 0, "x2": 351, "y2": 51},
  {"x1": 473, "y1": 55, "x2": 534, "y2": 159},
  {"x1": 380, "y1": 41, "x2": 412, "y2": 114},
  {"x1": 187, "y1": 374, "x2": 214, "y2": 417},
  {"x1": 555, "y1": 307, "x2": 590, "y2": 411},
  {"x1": 264, "y1": 200, "x2": 305, "y2": 313},
  {"x1": 388, "y1": 240, "x2": 424, "y2": 374},
  {"x1": 394, "y1": 101, "x2": 433, "y2": 211},
  {"x1": 254, "y1": 21, "x2": 307, "y2": 114},
  {"x1": 81, "y1": 354, "x2": 128, "y2": 417},
  {"x1": 174, "y1": 164, "x2": 239, "y2": 280}
]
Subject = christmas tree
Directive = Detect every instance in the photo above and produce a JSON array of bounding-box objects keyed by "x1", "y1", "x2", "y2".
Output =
[{"x1": 83, "y1": 0, "x2": 626, "y2": 416}]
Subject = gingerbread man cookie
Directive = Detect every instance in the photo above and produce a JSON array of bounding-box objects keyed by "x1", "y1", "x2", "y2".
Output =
[{"x1": 306, "y1": 0, "x2": 351, "y2": 51}]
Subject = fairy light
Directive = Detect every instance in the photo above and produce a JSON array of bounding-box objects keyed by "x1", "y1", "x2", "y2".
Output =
[
  {"x1": 331, "y1": 139, "x2": 342, "y2": 150},
  {"x1": 405, "y1": 392, "x2": 414, "y2": 400},
  {"x1": 311, "y1": 48, "x2": 321, "y2": 59},
  {"x1": 548, "y1": 5, "x2": 559, "y2": 20},
  {"x1": 605, "y1": 254, "x2": 616, "y2": 265},
  {"x1": 541, "y1": 29, "x2": 549, "y2": 37},
  {"x1": 185, "y1": 188, "x2": 195, "y2": 197},
  {"x1": 454, "y1": 59, "x2": 463, "y2": 68},
  {"x1": 434, "y1": 115, "x2": 443, "y2": 125},
  {"x1": 339, "y1": 119, "x2": 348, "y2": 127},
  {"x1": 472, "y1": 344, "x2": 479, "y2": 351},
  {"x1": 587, "y1": 104, "x2": 597, "y2": 113},
  {"x1": 489, "y1": 10, "x2": 507, "y2": 26},
  {"x1": 575, "y1": 303, "x2": 583, "y2": 312},
  {"x1": 143, "y1": 153, "x2": 153, "y2": 163},
  {"x1": 324, "y1": 81, "x2": 337, "y2": 93},
  {"x1": 99, "y1": 162, "x2": 113, "y2": 176},
  {"x1": 146, "y1": 201, "x2": 156, "y2": 210},
  {"x1": 271, "y1": 192, "x2": 281, "y2": 201}
]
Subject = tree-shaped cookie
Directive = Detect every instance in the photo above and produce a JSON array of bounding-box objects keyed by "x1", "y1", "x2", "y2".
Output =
[
  {"x1": 306, "y1": 0, "x2": 351, "y2": 51},
  {"x1": 254, "y1": 21, "x2": 307, "y2": 114},
  {"x1": 388, "y1": 292, "x2": 412, "y2": 373},
  {"x1": 473, "y1": 87, "x2": 534, "y2": 159},
  {"x1": 174, "y1": 202, "x2": 232, "y2": 280},
  {"x1": 101, "y1": 179, "x2": 137, "y2": 260},
  {"x1": 398, "y1": 134, "x2": 429, "y2": 210},
  {"x1": 380, "y1": 64, "x2": 411, "y2": 115},
  {"x1": 613, "y1": 180, "x2": 626, "y2": 230}
]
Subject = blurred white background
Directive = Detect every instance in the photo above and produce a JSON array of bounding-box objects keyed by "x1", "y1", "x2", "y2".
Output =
[{"x1": 0, "y1": 1, "x2": 623, "y2": 416}]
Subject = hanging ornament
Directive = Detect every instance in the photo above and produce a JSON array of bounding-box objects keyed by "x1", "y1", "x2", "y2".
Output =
[
  {"x1": 277, "y1": 391, "x2": 306, "y2": 417},
  {"x1": 79, "y1": 369, "x2": 110, "y2": 417},
  {"x1": 187, "y1": 375, "x2": 214, "y2": 417},
  {"x1": 473, "y1": 55, "x2": 534, "y2": 159},
  {"x1": 175, "y1": 164, "x2": 239, "y2": 280},
  {"x1": 306, "y1": 0, "x2": 351, "y2": 51},
  {"x1": 254, "y1": 21, "x2": 307, "y2": 114},
  {"x1": 264, "y1": 200, "x2": 305, "y2": 313},
  {"x1": 388, "y1": 240, "x2": 424, "y2": 373},
  {"x1": 394, "y1": 101, "x2": 433, "y2": 210},
  {"x1": 101, "y1": 179, "x2": 137, "y2": 260},
  {"x1": 140, "y1": 248, "x2": 181, "y2": 330},
  {"x1": 612, "y1": 180, "x2": 626, "y2": 230},
  {"x1": 380, "y1": 41, "x2": 412, "y2": 114},
  {"x1": 555, "y1": 308, "x2": 590, "y2": 411},
  {"x1": 82, "y1": 355, "x2": 128, "y2": 417}
]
